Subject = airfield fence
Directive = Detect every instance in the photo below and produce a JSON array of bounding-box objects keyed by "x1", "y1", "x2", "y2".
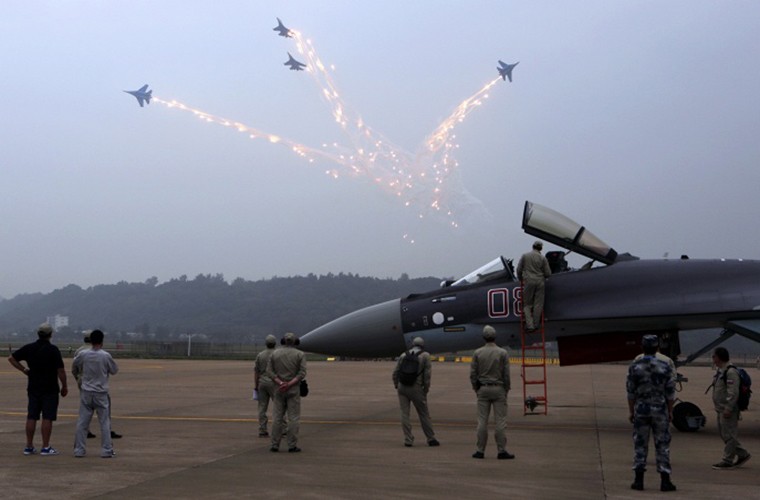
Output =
[{"x1": 5, "y1": 341, "x2": 266, "y2": 361}]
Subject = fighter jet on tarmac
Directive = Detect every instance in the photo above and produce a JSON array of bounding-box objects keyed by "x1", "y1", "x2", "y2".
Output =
[
  {"x1": 284, "y1": 52, "x2": 306, "y2": 71},
  {"x1": 497, "y1": 60, "x2": 519, "y2": 82},
  {"x1": 124, "y1": 84, "x2": 152, "y2": 107},
  {"x1": 300, "y1": 200, "x2": 760, "y2": 427},
  {"x1": 273, "y1": 17, "x2": 293, "y2": 38}
]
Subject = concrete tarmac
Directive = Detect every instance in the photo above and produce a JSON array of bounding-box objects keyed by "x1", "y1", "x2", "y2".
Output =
[{"x1": 1, "y1": 359, "x2": 758, "y2": 499}]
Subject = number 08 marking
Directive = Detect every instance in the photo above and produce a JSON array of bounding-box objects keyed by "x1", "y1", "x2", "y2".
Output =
[{"x1": 488, "y1": 287, "x2": 522, "y2": 318}]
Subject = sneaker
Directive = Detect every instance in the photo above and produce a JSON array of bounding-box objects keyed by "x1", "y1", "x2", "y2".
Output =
[
  {"x1": 735, "y1": 454, "x2": 752, "y2": 468},
  {"x1": 40, "y1": 447, "x2": 59, "y2": 456},
  {"x1": 404, "y1": 443, "x2": 413, "y2": 447},
  {"x1": 87, "y1": 431, "x2": 96, "y2": 439},
  {"x1": 712, "y1": 461, "x2": 734, "y2": 470},
  {"x1": 259, "y1": 431, "x2": 269, "y2": 438},
  {"x1": 101, "y1": 450, "x2": 116, "y2": 458},
  {"x1": 23, "y1": 447, "x2": 36, "y2": 455},
  {"x1": 288, "y1": 447, "x2": 301, "y2": 453},
  {"x1": 110, "y1": 431, "x2": 122, "y2": 439},
  {"x1": 270, "y1": 446, "x2": 279, "y2": 452},
  {"x1": 497, "y1": 451, "x2": 515, "y2": 460},
  {"x1": 427, "y1": 439, "x2": 440, "y2": 447},
  {"x1": 472, "y1": 451, "x2": 485, "y2": 459}
]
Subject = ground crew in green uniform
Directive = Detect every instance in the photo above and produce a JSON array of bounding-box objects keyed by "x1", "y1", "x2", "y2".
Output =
[
  {"x1": 470, "y1": 325, "x2": 513, "y2": 460},
  {"x1": 267, "y1": 332, "x2": 306, "y2": 453},
  {"x1": 516, "y1": 241, "x2": 551, "y2": 331},
  {"x1": 627, "y1": 334, "x2": 676, "y2": 492},
  {"x1": 392, "y1": 337, "x2": 439, "y2": 447},
  {"x1": 254, "y1": 335, "x2": 280, "y2": 438},
  {"x1": 710, "y1": 347, "x2": 751, "y2": 469}
]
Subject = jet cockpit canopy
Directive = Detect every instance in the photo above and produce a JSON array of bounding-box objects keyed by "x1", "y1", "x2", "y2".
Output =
[
  {"x1": 522, "y1": 201, "x2": 618, "y2": 265},
  {"x1": 450, "y1": 256, "x2": 516, "y2": 287}
]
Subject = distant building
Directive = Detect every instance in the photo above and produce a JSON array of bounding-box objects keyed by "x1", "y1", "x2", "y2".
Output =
[{"x1": 46, "y1": 314, "x2": 69, "y2": 330}]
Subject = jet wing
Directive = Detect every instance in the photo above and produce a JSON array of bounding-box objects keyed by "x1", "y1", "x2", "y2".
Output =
[
  {"x1": 136, "y1": 97, "x2": 145, "y2": 107},
  {"x1": 138, "y1": 84, "x2": 149, "y2": 92},
  {"x1": 726, "y1": 319, "x2": 760, "y2": 343}
]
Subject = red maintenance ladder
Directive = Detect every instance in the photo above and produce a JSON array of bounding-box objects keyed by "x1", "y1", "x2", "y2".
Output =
[{"x1": 519, "y1": 284, "x2": 548, "y2": 415}]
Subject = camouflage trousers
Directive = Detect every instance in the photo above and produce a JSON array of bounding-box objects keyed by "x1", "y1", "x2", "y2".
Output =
[{"x1": 632, "y1": 411, "x2": 672, "y2": 473}]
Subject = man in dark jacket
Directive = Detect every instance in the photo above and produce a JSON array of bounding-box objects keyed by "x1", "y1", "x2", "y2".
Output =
[{"x1": 8, "y1": 323, "x2": 68, "y2": 456}]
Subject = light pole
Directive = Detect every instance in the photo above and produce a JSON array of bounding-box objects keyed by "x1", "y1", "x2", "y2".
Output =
[{"x1": 182, "y1": 333, "x2": 200, "y2": 357}]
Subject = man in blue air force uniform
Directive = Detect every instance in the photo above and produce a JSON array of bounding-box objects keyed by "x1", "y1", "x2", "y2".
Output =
[{"x1": 626, "y1": 334, "x2": 676, "y2": 492}]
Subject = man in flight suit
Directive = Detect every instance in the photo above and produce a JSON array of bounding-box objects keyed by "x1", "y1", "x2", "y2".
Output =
[
  {"x1": 516, "y1": 241, "x2": 551, "y2": 331},
  {"x1": 267, "y1": 332, "x2": 306, "y2": 453},
  {"x1": 254, "y1": 335, "x2": 279, "y2": 437},
  {"x1": 710, "y1": 347, "x2": 751, "y2": 469},
  {"x1": 392, "y1": 337, "x2": 439, "y2": 447},
  {"x1": 470, "y1": 325, "x2": 513, "y2": 460}
]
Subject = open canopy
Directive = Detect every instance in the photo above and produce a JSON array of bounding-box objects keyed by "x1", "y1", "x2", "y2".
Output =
[{"x1": 522, "y1": 201, "x2": 618, "y2": 265}]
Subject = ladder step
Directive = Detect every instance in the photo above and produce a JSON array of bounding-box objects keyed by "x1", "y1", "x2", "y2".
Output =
[{"x1": 520, "y1": 302, "x2": 547, "y2": 414}]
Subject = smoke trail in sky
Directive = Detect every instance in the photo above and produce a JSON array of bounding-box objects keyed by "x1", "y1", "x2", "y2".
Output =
[
  {"x1": 152, "y1": 97, "x2": 343, "y2": 165},
  {"x1": 287, "y1": 28, "x2": 501, "y2": 233},
  {"x1": 151, "y1": 22, "x2": 505, "y2": 242}
]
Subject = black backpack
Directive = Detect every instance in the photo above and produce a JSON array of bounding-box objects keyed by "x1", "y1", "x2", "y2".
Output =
[
  {"x1": 722, "y1": 365, "x2": 752, "y2": 411},
  {"x1": 398, "y1": 350, "x2": 420, "y2": 386}
]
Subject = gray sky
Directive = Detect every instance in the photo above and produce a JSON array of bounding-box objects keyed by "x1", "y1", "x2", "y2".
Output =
[{"x1": 2, "y1": 1, "x2": 759, "y2": 299}]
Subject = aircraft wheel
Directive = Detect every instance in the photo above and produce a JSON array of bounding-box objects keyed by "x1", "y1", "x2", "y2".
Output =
[{"x1": 672, "y1": 401, "x2": 705, "y2": 432}]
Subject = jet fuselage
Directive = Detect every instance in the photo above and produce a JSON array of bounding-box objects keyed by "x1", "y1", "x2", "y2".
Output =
[{"x1": 300, "y1": 258, "x2": 760, "y2": 359}]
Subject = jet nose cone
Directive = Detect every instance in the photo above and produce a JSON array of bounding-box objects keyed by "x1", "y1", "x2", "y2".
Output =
[{"x1": 300, "y1": 299, "x2": 405, "y2": 358}]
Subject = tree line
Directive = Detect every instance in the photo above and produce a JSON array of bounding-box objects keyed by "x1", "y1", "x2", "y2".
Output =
[{"x1": 0, "y1": 273, "x2": 443, "y2": 344}]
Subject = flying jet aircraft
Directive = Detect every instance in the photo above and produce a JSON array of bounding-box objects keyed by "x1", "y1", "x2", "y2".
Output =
[
  {"x1": 273, "y1": 17, "x2": 293, "y2": 38},
  {"x1": 300, "y1": 201, "x2": 760, "y2": 425},
  {"x1": 124, "y1": 84, "x2": 152, "y2": 107},
  {"x1": 284, "y1": 52, "x2": 306, "y2": 71},
  {"x1": 497, "y1": 60, "x2": 519, "y2": 82}
]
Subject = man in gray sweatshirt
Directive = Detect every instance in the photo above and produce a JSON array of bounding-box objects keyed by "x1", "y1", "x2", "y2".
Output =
[{"x1": 72, "y1": 329, "x2": 119, "y2": 458}]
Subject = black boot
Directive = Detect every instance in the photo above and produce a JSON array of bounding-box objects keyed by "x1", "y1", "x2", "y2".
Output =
[
  {"x1": 631, "y1": 468, "x2": 644, "y2": 490},
  {"x1": 660, "y1": 472, "x2": 676, "y2": 492}
]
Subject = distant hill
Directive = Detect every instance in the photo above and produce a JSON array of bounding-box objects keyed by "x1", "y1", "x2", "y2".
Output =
[{"x1": 0, "y1": 273, "x2": 443, "y2": 343}]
